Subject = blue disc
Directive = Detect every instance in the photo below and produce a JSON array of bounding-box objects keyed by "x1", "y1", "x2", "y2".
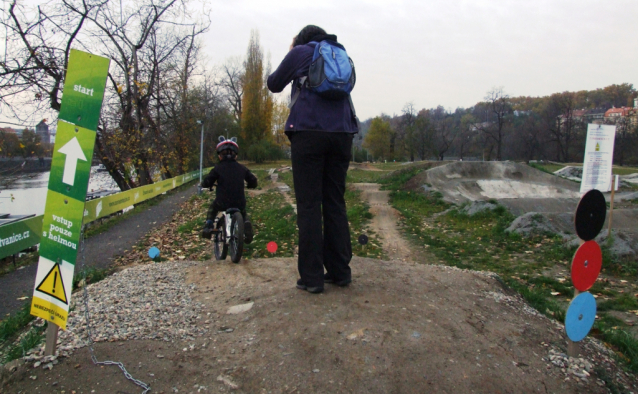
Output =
[
  {"x1": 148, "y1": 246, "x2": 160, "y2": 259},
  {"x1": 565, "y1": 292, "x2": 596, "y2": 342}
]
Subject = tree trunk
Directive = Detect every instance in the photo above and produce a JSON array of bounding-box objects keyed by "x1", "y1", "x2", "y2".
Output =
[{"x1": 95, "y1": 132, "x2": 132, "y2": 191}]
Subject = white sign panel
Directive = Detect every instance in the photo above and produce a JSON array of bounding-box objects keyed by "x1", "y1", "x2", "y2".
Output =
[{"x1": 580, "y1": 124, "x2": 616, "y2": 194}]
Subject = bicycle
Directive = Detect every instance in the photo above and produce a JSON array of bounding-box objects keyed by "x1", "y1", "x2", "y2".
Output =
[{"x1": 212, "y1": 208, "x2": 244, "y2": 264}]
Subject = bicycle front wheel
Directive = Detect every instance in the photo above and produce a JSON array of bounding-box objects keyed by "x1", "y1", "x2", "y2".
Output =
[
  {"x1": 214, "y1": 216, "x2": 228, "y2": 260},
  {"x1": 229, "y1": 212, "x2": 244, "y2": 263}
]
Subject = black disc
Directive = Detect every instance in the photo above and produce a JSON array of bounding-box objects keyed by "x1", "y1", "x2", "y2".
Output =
[
  {"x1": 575, "y1": 189, "x2": 606, "y2": 241},
  {"x1": 358, "y1": 234, "x2": 369, "y2": 245}
]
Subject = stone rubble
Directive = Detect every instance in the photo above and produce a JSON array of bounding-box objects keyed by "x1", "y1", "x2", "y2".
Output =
[{"x1": 23, "y1": 262, "x2": 207, "y2": 365}]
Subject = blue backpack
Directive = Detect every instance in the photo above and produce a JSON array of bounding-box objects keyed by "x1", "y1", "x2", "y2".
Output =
[{"x1": 290, "y1": 40, "x2": 357, "y2": 118}]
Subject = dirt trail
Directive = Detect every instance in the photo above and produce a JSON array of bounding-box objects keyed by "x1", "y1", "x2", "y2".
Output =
[
  {"x1": 273, "y1": 182, "x2": 296, "y2": 213},
  {"x1": 353, "y1": 183, "x2": 415, "y2": 262},
  {"x1": 350, "y1": 163, "x2": 385, "y2": 172},
  {"x1": 3, "y1": 256, "x2": 627, "y2": 393}
]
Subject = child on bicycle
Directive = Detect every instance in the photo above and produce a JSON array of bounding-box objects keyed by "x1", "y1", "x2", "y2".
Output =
[{"x1": 201, "y1": 137, "x2": 258, "y2": 242}]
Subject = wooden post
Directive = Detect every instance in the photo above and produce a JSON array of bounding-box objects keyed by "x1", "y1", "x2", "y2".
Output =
[
  {"x1": 608, "y1": 176, "x2": 616, "y2": 236},
  {"x1": 45, "y1": 323, "x2": 59, "y2": 357},
  {"x1": 567, "y1": 288, "x2": 581, "y2": 357}
]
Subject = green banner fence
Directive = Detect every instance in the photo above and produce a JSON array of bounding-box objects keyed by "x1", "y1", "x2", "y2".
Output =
[{"x1": 0, "y1": 167, "x2": 209, "y2": 260}]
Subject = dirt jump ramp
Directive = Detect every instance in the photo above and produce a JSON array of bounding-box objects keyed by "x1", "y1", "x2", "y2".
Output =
[{"x1": 421, "y1": 161, "x2": 580, "y2": 205}]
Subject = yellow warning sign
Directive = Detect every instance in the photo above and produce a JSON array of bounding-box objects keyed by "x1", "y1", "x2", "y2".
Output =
[
  {"x1": 35, "y1": 264, "x2": 68, "y2": 304},
  {"x1": 31, "y1": 297, "x2": 68, "y2": 330}
]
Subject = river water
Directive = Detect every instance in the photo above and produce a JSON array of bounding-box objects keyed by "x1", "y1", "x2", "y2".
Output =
[{"x1": 0, "y1": 169, "x2": 120, "y2": 216}]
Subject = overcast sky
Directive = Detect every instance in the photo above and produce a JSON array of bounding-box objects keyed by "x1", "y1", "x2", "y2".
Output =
[
  {"x1": 204, "y1": 0, "x2": 637, "y2": 120},
  {"x1": 2, "y1": 0, "x2": 636, "y2": 127}
]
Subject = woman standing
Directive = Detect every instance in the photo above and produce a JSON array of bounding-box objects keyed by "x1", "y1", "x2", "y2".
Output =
[{"x1": 267, "y1": 25, "x2": 358, "y2": 294}]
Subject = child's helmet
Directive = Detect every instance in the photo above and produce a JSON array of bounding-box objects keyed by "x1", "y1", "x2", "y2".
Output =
[{"x1": 216, "y1": 136, "x2": 239, "y2": 157}]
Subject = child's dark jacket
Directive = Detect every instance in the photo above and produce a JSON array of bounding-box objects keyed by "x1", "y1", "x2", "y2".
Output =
[{"x1": 202, "y1": 159, "x2": 258, "y2": 210}]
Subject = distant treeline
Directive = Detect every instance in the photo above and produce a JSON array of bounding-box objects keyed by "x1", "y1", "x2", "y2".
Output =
[
  {"x1": 361, "y1": 83, "x2": 637, "y2": 165},
  {"x1": 0, "y1": 129, "x2": 51, "y2": 159}
]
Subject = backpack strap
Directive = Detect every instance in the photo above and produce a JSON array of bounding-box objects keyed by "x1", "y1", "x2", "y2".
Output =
[
  {"x1": 348, "y1": 95, "x2": 357, "y2": 121},
  {"x1": 289, "y1": 76, "x2": 307, "y2": 109}
]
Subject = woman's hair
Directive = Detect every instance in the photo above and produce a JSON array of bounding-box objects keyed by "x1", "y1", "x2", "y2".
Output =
[{"x1": 293, "y1": 25, "x2": 326, "y2": 47}]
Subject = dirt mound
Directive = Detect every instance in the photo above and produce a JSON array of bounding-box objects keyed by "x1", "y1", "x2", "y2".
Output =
[
  {"x1": 506, "y1": 212, "x2": 572, "y2": 239},
  {"x1": 554, "y1": 166, "x2": 583, "y2": 182},
  {"x1": 411, "y1": 161, "x2": 580, "y2": 203},
  {"x1": 5, "y1": 257, "x2": 629, "y2": 393},
  {"x1": 460, "y1": 201, "x2": 499, "y2": 215},
  {"x1": 562, "y1": 229, "x2": 638, "y2": 260}
]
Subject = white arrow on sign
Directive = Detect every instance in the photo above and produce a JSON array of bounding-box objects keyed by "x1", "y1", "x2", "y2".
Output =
[{"x1": 58, "y1": 137, "x2": 87, "y2": 186}]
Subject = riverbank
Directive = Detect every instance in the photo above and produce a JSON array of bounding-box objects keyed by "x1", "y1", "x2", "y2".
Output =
[{"x1": 0, "y1": 158, "x2": 51, "y2": 176}]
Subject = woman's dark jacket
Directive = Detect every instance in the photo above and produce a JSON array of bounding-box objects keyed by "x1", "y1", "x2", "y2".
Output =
[{"x1": 267, "y1": 40, "x2": 358, "y2": 135}]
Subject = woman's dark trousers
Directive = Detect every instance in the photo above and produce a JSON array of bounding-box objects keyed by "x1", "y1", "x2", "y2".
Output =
[{"x1": 291, "y1": 131, "x2": 353, "y2": 288}]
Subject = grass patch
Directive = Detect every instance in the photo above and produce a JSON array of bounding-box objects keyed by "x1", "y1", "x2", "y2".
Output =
[
  {"x1": 346, "y1": 169, "x2": 389, "y2": 183},
  {"x1": 0, "y1": 302, "x2": 35, "y2": 343},
  {"x1": 612, "y1": 166, "x2": 638, "y2": 176},
  {"x1": 384, "y1": 165, "x2": 638, "y2": 374},
  {"x1": 0, "y1": 301, "x2": 45, "y2": 365},
  {"x1": 276, "y1": 170, "x2": 294, "y2": 190},
  {"x1": 370, "y1": 161, "x2": 416, "y2": 171},
  {"x1": 345, "y1": 188, "x2": 383, "y2": 259},
  {"x1": 72, "y1": 266, "x2": 113, "y2": 290},
  {"x1": 379, "y1": 166, "x2": 426, "y2": 191},
  {"x1": 244, "y1": 190, "x2": 297, "y2": 259},
  {"x1": 504, "y1": 278, "x2": 566, "y2": 321},
  {"x1": 3, "y1": 323, "x2": 46, "y2": 363},
  {"x1": 243, "y1": 160, "x2": 292, "y2": 171},
  {"x1": 528, "y1": 162, "x2": 565, "y2": 174},
  {"x1": 598, "y1": 293, "x2": 638, "y2": 312}
]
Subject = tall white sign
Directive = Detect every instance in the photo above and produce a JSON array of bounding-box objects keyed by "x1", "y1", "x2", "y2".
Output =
[{"x1": 580, "y1": 124, "x2": 616, "y2": 194}]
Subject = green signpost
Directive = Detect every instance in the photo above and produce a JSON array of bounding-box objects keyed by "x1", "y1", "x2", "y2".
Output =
[{"x1": 31, "y1": 50, "x2": 109, "y2": 347}]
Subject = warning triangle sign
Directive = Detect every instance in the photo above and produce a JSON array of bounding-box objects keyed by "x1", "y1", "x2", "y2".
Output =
[{"x1": 36, "y1": 264, "x2": 68, "y2": 304}]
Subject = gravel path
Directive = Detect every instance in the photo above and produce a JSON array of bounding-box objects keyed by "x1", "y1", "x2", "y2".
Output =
[
  {"x1": 0, "y1": 183, "x2": 197, "y2": 318},
  {"x1": 25, "y1": 262, "x2": 207, "y2": 361}
]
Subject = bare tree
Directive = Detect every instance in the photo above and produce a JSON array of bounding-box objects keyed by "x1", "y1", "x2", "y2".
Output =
[
  {"x1": 511, "y1": 113, "x2": 545, "y2": 162},
  {"x1": 73, "y1": 0, "x2": 208, "y2": 187},
  {"x1": 540, "y1": 92, "x2": 583, "y2": 162},
  {"x1": 413, "y1": 109, "x2": 432, "y2": 160},
  {"x1": 475, "y1": 87, "x2": 511, "y2": 161},
  {"x1": 400, "y1": 102, "x2": 417, "y2": 161},
  {"x1": 219, "y1": 56, "x2": 244, "y2": 123},
  {"x1": 429, "y1": 106, "x2": 458, "y2": 161},
  {"x1": 0, "y1": 0, "x2": 98, "y2": 120},
  {"x1": 455, "y1": 113, "x2": 477, "y2": 160},
  {"x1": 1, "y1": 0, "x2": 210, "y2": 190}
]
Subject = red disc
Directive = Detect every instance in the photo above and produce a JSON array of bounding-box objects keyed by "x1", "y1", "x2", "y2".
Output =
[
  {"x1": 571, "y1": 240, "x2": 602, "y2": 292},
  {"x1": 267, "y1": 241, "x2": 278, "y2": 254}
]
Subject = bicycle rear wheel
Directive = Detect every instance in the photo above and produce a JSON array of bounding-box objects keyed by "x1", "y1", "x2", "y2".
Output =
[
  {"x1": 213, "y1": 216, "x2": 228, "y2": 260},
  {"x1": 229, "y1": 212, "x2": 244, "y2": 263}
]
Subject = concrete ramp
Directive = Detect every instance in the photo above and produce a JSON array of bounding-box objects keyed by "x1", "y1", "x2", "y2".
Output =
[
  {"x1": 411, "y1": 161, "x2": 638, "y2": 260},
  {"x1": 424, "y1": 161, "x2": 580, "y2": 203}
]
